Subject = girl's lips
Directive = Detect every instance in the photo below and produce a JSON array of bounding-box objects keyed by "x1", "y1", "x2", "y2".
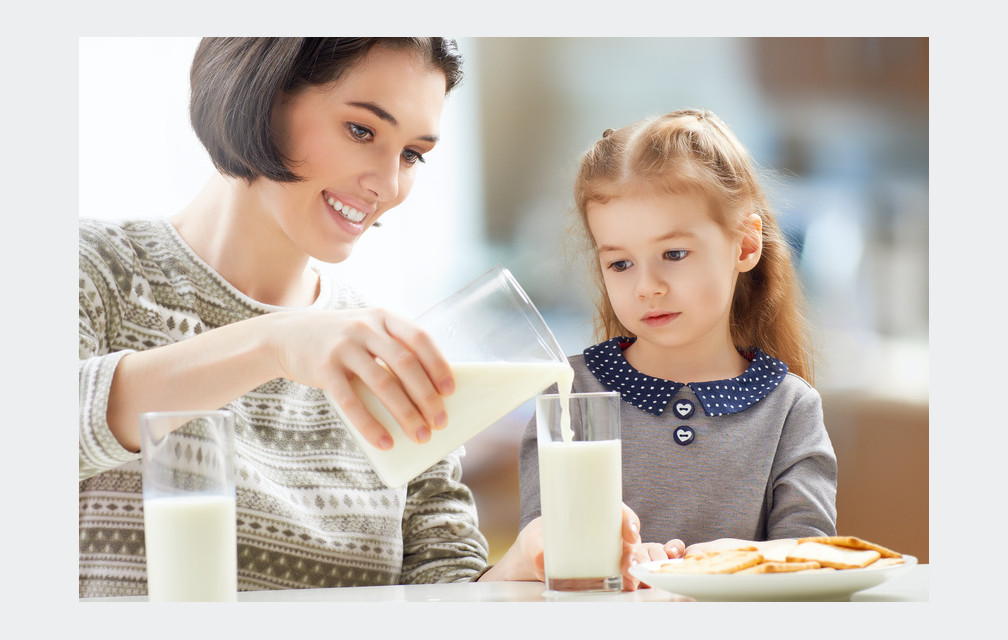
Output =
[{"x1": 641, "y1": 312, "x2": 679, "y2": 328}]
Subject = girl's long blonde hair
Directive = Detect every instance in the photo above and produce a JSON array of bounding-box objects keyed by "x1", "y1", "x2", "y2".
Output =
[{"x1": 573, "y1": 109, "x2": 814, "y2": 383}]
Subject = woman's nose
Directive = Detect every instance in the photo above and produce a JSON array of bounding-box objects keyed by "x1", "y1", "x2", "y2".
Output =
[{"x1": 360, "y1": 151, "x2": 400, "y2": 202}]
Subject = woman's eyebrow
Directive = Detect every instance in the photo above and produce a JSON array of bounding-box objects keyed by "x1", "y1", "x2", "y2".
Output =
[{"x1": 347, "y1": 101, "x2": 439, "y2": 143}]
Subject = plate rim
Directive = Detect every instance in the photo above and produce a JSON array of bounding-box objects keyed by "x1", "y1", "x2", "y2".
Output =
[{"x1": 629, "y1": 553, "x2": 918, "y2": 601}]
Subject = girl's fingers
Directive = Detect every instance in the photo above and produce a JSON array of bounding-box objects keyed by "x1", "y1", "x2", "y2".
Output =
[
  {"x1": 664, "y1": 539, "x2": 686, "y2": 559},
  {"x1": 621, "y1": 503, "x2": 642, "y2": 544}
]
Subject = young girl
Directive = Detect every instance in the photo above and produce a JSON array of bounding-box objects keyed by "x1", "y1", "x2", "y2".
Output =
[{"x1": 518, "y1": 108, "x2": 838, "y2": 565}]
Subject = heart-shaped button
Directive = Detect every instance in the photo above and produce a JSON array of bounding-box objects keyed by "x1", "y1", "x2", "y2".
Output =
[
  {"x1": 674, "y1": 425, "x2": 695, "y2": 446},
  {"x1": 674, "y1": 400, "x2": 695, "y2": 419}
]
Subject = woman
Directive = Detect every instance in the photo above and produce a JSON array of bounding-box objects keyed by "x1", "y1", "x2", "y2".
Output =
[{"x1": 79, "y1": 38, "x2": 643, "y2": 597}]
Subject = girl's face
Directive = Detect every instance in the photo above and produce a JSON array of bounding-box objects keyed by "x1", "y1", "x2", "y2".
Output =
[
  {"x1": 587, "y1": 191, "x2": 755, "y2": 357},
  {"x1": 253, "y1": 46, "x2": 448, "y2": 264}
]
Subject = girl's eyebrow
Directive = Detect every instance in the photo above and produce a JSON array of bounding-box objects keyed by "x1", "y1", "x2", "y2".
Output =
[
  {"x1": 346, "y1": 101, "x2": 440, "y2": 143},
  {"x1": 597, "y1": 230, "x2": 695, "y2": 253}
]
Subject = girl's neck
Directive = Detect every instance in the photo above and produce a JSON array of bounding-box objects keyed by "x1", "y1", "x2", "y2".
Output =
[
  {"x1": 170, "y1": 174, "x2": 319, "y2": 308},
  {"x1": 622, "y1": 336, "x2": 750, "y2": 384}
]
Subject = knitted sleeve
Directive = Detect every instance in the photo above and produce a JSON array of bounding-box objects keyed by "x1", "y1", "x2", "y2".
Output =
[
  {"x1": 399, "y1": 447, "x2": 489, "y2": 583},
  {"x1": 765, "y1": 380, "x2": 839, "y2": 539},
  {"x1": 78, "y1": 224, "x2": 142, "y2": 480}
]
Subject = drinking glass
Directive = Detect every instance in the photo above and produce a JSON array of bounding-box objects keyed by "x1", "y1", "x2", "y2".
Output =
[
  {"x1": 140, "y1": 409, "x2": 238, "y2": 602},
  {"x1": 536, "y1": 391, "x2": 622, "y2": 593}
]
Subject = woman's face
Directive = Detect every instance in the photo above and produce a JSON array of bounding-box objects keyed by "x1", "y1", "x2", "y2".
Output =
[{"x1": 257, "y1": 46, "x2": 448, "y2": 264}]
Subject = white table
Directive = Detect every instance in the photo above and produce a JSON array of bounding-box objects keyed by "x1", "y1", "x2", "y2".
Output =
[{"x1": 83, "y1": 564, "x2": 927, "y2": 602}]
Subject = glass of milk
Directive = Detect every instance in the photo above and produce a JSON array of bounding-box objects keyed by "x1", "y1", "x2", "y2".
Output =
[
  {"x1": 326, "y1": 264, "x2": 574, "y2": 488},
  {"x1": 536, "y1": 391, "x2": 622, "y2": 593},
  {"x1": 140, "y1": 410, "x2": 238, "y2": 602}
]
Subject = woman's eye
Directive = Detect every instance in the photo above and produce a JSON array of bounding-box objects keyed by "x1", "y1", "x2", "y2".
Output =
[
  {"x1": 402, "y1": 148, "x2": 426, "y2": 165},
  {"x1": 664, "y1": 250, "x2": 688, "y2": 261},
  {"x1": 608, "y1": 260, "x2": 631, "y2": 272},
  {"x1": 348, "y1": 123, "x2": 373, "y2": 141}
]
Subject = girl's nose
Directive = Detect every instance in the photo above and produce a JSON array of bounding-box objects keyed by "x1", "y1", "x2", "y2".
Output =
[{"x1": 636, "y1": 265, "x2": 669, "y2": 298}]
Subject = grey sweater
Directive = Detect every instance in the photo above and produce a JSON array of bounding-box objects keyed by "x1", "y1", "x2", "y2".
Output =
[
  {"x1": 79, "y1": 219, "x2": 488, "y2": 597},
  {"x1": 519, "y1": 349, "x2": 837, "y2": 546}
]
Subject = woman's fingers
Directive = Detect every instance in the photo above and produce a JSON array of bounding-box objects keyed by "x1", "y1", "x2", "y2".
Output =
[
  {"x1": 292, "y1": 309, "x2": 454, "y2": 448},
  {"x1": 370, "y1": 314, "x2": 454, "y2": 436},
  {"x1": 383, "y1": 313, "x2": 455, "y2": 397},
  {"x1": 337, "y1": 346, "x2": 433, "y2": 446},
  {"x1": 323, "y1": 374, "x2": 395, "y2": 450}
]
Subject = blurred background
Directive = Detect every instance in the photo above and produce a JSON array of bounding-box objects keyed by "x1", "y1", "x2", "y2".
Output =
[{"x1": 79, "y1": 37, "x2": 929, "y2": 562}]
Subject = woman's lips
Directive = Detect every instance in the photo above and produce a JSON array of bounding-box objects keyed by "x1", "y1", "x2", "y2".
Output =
[
  {"x1": 641, "y1": 312, "x2": 679, "y2": 328},
  {"x1": 322, "y1": 192, "x2": 374, "y2": 237}
]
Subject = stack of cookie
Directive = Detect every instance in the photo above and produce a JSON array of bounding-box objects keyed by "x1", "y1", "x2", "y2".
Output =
[{"x1": 656, "y1": 536, "x2": 904, "y2": 575}]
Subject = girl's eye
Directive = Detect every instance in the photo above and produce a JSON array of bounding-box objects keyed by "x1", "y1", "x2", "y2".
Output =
[
  {"x1": 402, "y1": 148, "x2": 426, "y2": 165},
  {"x1": 664, "y1": 250, "x2": 688, "y2": 261},
  {"x1": 608, "y1": 260, "x2": 632, "y2": 272},
  {"x1": 348, "y1": 123, "x2": 373, "y2": 141}
]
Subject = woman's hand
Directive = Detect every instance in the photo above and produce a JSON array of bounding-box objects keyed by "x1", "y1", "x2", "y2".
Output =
[{"x1": 267, "y1": 308, "x2": 455, "y2": 450}]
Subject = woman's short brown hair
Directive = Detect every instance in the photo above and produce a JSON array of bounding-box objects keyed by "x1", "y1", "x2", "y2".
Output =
[{"x1": 189, "y1": 37, "x2": 464, "y2": 183}]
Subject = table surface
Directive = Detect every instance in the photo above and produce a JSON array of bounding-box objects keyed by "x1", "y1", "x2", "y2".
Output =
[{"x1": 84, "y1": 563, "x2": 927, "y2": 603}]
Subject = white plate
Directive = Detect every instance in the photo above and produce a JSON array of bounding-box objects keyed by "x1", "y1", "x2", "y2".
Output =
[{"x1": 629, "y1": 554, "x2": 917, "y2": 601}]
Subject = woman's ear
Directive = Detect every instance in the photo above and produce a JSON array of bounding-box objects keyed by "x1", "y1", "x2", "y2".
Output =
[{"x1": 737, "y1": 213, "x2": 763, "y2": 273}]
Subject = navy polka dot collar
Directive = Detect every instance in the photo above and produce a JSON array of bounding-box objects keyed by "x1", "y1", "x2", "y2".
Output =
[{"x1": 583, "y1": 337, "x2": 788, "y2": 417}]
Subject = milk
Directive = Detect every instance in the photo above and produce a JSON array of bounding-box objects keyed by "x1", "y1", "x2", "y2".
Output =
[
  {"x1": 538, "y1": 438, "x2": 623, "y2": 581},
  {"x1": 327, "y1": 360, "x2": 574, "y2": 488},
  {"x1": 143, "y1": 495, "x2": 238, "y2": 602}
]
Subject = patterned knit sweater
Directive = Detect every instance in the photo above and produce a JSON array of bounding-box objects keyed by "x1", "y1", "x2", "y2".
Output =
[{"x1": 78, "y1": 219, "x2": 488, "y2": 598}]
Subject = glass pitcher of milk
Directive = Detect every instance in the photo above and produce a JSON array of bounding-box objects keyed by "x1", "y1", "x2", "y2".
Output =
[{"x1": 326, "y1": 264, "x2": 574, "y2": 488}]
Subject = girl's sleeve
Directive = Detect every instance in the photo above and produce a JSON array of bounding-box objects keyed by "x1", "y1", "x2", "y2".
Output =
[
  {"x1": 765, "y1": 384, "x2": 839, "y2": 539},
  {"x1": 399, "y1": 447, "x2": 489, "y2": 583},
  {"x1": 79, "y1": 236, "x2": 141, "y2": 481}
]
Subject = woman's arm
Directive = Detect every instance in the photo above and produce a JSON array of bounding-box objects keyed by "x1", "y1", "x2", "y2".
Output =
[
  {"x1": 105, "y1": 308, "x2": 456, "y2": 453},
  {"x1": 399, "y1": 450, "x2": 489, "y2": 583}
]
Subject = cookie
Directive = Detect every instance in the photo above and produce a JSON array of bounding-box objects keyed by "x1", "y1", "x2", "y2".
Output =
[
  {"x1": 657, "y1": 549, "x2": 764, "y2": 574},
  {"x1": 797, "y1": 535, "x2": 902, "y2": 559},
  {"x1": 736, "y1": 560, "x2": 822, "y2": 574},
  {"x1": 786, "y1": 541, "x2": 881, "y2": 569}
]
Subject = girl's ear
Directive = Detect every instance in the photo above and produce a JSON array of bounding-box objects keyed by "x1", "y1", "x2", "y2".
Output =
[{"x1": 737, "y1": 213, "x2": 763, "y2": 273}]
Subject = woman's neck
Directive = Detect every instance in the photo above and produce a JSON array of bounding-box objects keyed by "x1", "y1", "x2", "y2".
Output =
[
  {"x1": 622, "y1": 335, "x2": 750, "y2": 384},
  {"x1": 170, "y1": 174, "x2": 319, "y2": 308}
]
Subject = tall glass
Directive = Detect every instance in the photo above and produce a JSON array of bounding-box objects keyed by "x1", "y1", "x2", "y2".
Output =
[
  {"x1": 140, "y1": 410, "x2": 238, "y2": 602},
  {"x1": 326, "y1": 264, "x2": 574, "y2": 488},
  {"x1": 536, "y1": 391, "x2": 622, "y2": 593}
]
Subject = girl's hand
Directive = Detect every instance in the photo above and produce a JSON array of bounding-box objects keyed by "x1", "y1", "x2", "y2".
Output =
[
  {"x1": 619, "y1": 503, "x2": 645, "y2": 590},
  {"x1": 478, "y1": 517, "x2": 545, "y2": 582},
  {"x1": 480, "y1": 504, "x2": 649, "y2": 588},
  {"x1": 267, "y1": 308, "x2": 455, "y2": 450},
  {"x1": 625, "y1": 537, "x2": 686, "y2": 589}
]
